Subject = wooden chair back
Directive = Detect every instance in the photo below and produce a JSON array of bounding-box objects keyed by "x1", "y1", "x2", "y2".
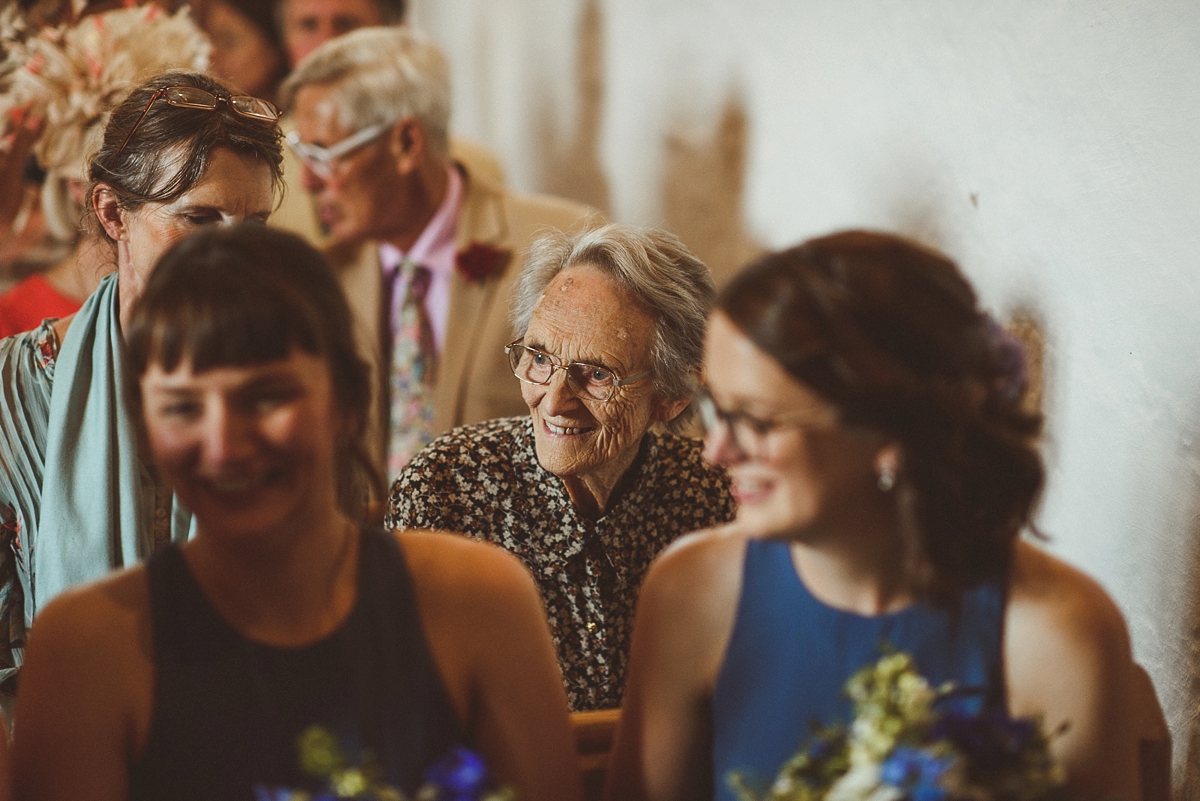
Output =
[
  {"x1": 571, "y1": 708, "x2": 620, "y2": 801},
  {"x1": 1132, "y1": 664, "x2": 1171, "y2": 801}
]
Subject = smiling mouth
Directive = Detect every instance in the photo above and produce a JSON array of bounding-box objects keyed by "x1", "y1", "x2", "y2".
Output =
[
  {"x1": 731, "y1": 477, "x2": 773, "y2": 503},
  {"x1": 204, "y1": 469, "x2": 284, "y2": 496},
  {"x1": 211, "y1": 477, "x2": 263, "y2": 494},
  {"x1": 545, "y1": 421, "x2": 590, "y2": 436}
]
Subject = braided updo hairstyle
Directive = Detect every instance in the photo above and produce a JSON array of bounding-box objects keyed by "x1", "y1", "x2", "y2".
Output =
[{"x1": 718, "y1": 230, "x2": 1043, "y2": 606}]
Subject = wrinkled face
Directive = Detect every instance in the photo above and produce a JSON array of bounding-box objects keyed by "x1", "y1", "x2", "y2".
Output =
[
  {"x1": 521, "y1": 265, "x2": 663, "y2": 489},
  {"x1": 141, "y1": 349, "x2": 344, "y2": 539},
  {"x1": 282, "y1": 0, "x2": 384, "y2": 67},
  {"x1": 292, "y1": 84, "x2": 411, "y2": 246},
  {"x1": 119, "y1": 147, "x2": 274, "y2": 287},
  {"x1": 702, "y1": 312, "x2": 884, "y2": 539},
  {"x1": 205, "y1": 0, "x2": 285, "y2": 99}
]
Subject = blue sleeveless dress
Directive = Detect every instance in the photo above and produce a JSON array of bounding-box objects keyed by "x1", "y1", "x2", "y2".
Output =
[
  {"x1": 128, "y1": 528, "x2": 464, "y2": 801},
  {"x1": 712, "y1": 539, "x2": 1006, "y2": 801}
]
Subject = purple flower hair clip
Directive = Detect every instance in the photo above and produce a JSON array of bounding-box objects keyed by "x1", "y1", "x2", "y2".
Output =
[{"x1": 984, "y1": 315, "x2": 1028, "y2": 405}]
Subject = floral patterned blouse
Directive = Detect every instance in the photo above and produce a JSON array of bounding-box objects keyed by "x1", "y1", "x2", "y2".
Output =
[
  {"x1": 385, "y1": 416, "x2": 736, "y2": 711},
  {"x1": 0, "y1": 321, "x2": 59, "y2": 685}
]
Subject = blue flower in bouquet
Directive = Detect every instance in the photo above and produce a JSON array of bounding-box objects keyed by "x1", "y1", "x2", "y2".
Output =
[
  {"x1": 259, "y1": 726, "x2": 514, "y2": 801},
  {"x1": 879, "y1": 747, "x2": 952, "y2": 788},
  {"x1": 253, "y1": 787, "x2": 339, "y2": 801},
  {"x1": 422, "y1": 746, "x2": 491, "y2": 801},
  {"x1": 911, "y1": 785, "x2": 948, "y2": 801},
  {"x1": 806, "y1": 739, "x2": 834, "y2": 763},
  {"x1": 932, "y1": 708, "x2": 1037, "y2": 773},
  {"x1": 879, "y1": 747, "x2": 953, "y2": 801}
]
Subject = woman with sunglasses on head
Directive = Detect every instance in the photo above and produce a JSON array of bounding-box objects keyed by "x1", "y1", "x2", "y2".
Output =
[
  {"x1": 605, "y1": 231, "x2": 1142, "y2": 800},
  {"x1": 0, "y1": 71, "x2": 282, "y2": 689},
  {"x1": 386, "y1": 224, "x2": 736, "y2": 713},
  {"x1": 11, "y1": 225, "x2": 582, "y2": 801}
]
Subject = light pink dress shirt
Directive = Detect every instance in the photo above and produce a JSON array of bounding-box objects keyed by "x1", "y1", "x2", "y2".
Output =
[{"x1": 378, "y1": 166, "x2": 464, "y2": 355}]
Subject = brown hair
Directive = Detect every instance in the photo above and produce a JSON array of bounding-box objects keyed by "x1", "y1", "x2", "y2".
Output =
[
  {"x1": 718, "y1": 230, "x2": 1044, "y2": 604},
  {"x1": 88, "y1": 71, "x2": 283, "y2": 239},
  {"x1": 125, "y1": 224, "x2": 381, "y2": 519}
]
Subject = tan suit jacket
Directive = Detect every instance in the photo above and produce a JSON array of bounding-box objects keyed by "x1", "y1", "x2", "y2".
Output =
[{"x1": 325, "y1": 164, "x2": 597, "y2": 474}]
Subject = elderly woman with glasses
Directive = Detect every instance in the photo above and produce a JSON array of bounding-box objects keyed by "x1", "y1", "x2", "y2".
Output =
[
  {"x1": 0, "y1": 71, "x2": 282, "y2": 689},
  {"x1": 387, "y1": 223, "x2": 736, "y2": 711}
]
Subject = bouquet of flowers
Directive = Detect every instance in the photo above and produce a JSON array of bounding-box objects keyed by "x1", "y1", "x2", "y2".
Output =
[
  {"x1": 729, "y1": 652, "x2": 1066, "y2": 801},
  {"x1": 254, "y1": 726, "x2": 515, "y2": 801}
]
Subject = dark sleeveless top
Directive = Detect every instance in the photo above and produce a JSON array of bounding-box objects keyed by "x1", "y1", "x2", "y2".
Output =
[
  {"x1": 129, "y1": 528, "x2": 464, "y2": 801},
  {"x1": 712, "y1": 539, "x2": 1006, "y2": 801}
]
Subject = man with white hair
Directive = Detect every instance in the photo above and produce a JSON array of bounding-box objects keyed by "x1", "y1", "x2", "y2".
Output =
[{"x1": 279, "y1": 27, "x2": 595, "y2": 480}]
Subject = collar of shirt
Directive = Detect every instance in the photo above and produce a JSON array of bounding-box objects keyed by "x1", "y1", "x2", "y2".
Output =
[{"x1": 378, "y1": 165, "x2": 464, "y2": 354}]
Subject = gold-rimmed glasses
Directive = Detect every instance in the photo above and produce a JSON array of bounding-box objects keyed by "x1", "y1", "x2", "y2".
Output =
[
  {"x1": 112, "y1": 86, "x2": 280, "y2": 165},
  {"x1": 505, "y1": 339, "x2": 651, "y2": 402},
  {"x1": 695, "y1": 386, "x2": 836, "y2": 455}
]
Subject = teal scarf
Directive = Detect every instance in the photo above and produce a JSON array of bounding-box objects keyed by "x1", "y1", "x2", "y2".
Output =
[{"x1": 34, "y1": 273, "x2": 193, "y2": 616}]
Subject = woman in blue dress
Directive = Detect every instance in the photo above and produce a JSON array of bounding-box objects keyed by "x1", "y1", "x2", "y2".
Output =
[
  {"x1": 606, "y1": 231, "x2": 1141, "y2": 800},
  {"x1": 10, "y1": 225, "x2": 582, "y2": 801}
]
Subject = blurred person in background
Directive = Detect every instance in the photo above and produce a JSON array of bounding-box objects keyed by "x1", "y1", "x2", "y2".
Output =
[
  {"x1": 279, "y1": 26, "x2": 593, "y2": 484},
  {"x1": 0, "y1": 5, "x2": 210, "y2": 338},
  {"x1": 201, "y1": 0, "x2": 287, "y2": 102},
  {"x1": 267, "y1": 0, "x2": 405, "y2": 245},
  {"x1": 267, "y1": 0, "x2": 505, "y2": 249},
  {"x1": 276, "y1": 0, "x2": 404, "y2": 70}
]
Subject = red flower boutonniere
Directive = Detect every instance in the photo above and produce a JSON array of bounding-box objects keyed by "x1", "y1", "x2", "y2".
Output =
[{"x1": 455, "y1": 243, "x2": 511, "y2": 284}]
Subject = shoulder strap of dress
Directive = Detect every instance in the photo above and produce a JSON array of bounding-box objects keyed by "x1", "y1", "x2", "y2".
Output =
[{"x1": 985, "y1": 574, "x2": 1011, "y2": 712}]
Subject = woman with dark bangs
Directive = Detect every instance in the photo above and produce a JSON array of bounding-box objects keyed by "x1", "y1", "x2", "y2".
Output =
[
  {"x1": 605, "y1": 231, "x2": 1142, "y2": 800},
  {"x1": 10, "y1": 225, "x2": 583, "y2": 801},
  {"x1": 0, "y1": 71, "x2": 283, "y2": 691}
]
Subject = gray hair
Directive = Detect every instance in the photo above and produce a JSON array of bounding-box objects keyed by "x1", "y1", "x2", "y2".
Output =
[
  {"x1": 511, "y1": 223, "x2": 715, "y2": 407},
  {"x1": 278, "y1": 26, "x2": 450, "y2": 156}
]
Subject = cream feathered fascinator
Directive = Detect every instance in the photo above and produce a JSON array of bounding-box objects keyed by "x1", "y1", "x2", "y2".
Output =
[{"x1": 0, "y1": 4, "x2": 210, "y2": 239}]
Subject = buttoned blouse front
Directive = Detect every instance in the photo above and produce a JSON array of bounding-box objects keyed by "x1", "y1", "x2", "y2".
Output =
[{"x1": 385, "y1": 416, "x2": 736, "y2": 710}]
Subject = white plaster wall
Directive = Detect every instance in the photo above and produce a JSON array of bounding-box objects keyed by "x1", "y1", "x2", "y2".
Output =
[{"x1": 416, "y1": 0, "x2": 1200, "y2": 784}]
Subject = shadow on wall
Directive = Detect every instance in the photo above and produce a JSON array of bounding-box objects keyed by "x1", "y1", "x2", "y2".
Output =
[
  {"x1": 662, "y1": 96, "x2": 765, "y2": 289},
  {"x1": 531, "y1": 0, "x2": 762, "y2": 285},
  {"x1": 534, "y1": 0, "x2": 611, "y2": 216},
  {"x1": 1005, "y1": 308, "x2": 1177, "y2": 799}
]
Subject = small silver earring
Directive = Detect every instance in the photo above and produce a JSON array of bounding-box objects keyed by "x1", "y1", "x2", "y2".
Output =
[{"x1": 877, "y1": 466, "x2": 896, "y2": 492}]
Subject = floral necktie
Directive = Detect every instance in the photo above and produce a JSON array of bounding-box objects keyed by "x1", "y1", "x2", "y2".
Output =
[{"x1": 387, "y1": 261, "x2": 438, "y2": 479}]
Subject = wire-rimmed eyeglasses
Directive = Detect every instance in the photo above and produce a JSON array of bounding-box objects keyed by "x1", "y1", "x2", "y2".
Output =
[
  {"x1": 505, "y1": 339, "x2": 651, "y2": 402},
  {"x1": 112, "y1": 86, "x2": 280, "y2": 165},
  {"x1": 285, "y1": 123, "x2": 390, "y2": 179},
  {"x1": 695, "y1": 386, "x2": 836, "y2": 455}
]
